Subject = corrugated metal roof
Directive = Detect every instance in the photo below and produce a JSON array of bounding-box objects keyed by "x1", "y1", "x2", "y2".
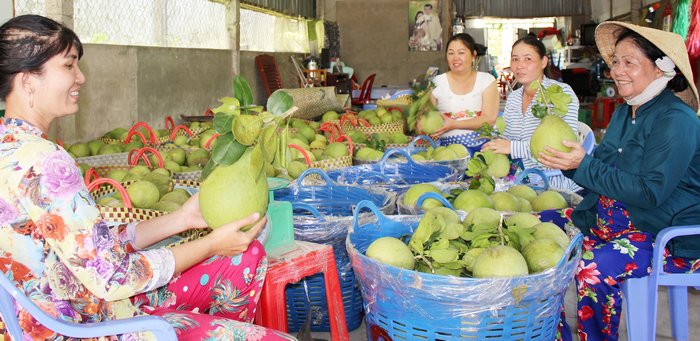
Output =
[{"x1": 456, "y1": 0, "x2": 588, "y2": 18}]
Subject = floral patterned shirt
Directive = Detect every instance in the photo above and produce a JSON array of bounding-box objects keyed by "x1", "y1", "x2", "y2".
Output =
[{"x1": 0, "y1": 118, "x2": 174, "y2": 340}]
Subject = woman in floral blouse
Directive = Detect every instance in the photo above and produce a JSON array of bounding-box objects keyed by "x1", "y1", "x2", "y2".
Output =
[{"x1": 0, "y1": 15, "x2": 295, "y2": 340}]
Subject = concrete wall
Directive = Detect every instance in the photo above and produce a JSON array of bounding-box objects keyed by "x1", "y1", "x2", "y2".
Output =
[
  {"x1": 53, "y1": 44, "x2": 233, "y2": 143},
  {"x1": 336, "y1": 0, "x2": 449, "y2": 88}
]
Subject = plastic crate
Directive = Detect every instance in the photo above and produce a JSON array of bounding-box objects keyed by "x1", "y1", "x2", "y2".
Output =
[
  {"x1": 348, "y1": 200, "x2": 583, "y2": 340},
  {"x1": 284, "y1": 207, "x2": 363, "y2": 332}
]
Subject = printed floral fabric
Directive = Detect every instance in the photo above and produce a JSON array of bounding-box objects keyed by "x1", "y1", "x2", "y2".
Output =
[
  {"x1": 574, "y1": 196, "x2": 700, "y2": 341},
  {"x1": 0, "y1": 118, "x2": 294, "y2": 340}
]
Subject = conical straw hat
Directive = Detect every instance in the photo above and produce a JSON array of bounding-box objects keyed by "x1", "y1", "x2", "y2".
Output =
[{"x1": 595, "y1": 21, "x2": 699, "y2": 112}]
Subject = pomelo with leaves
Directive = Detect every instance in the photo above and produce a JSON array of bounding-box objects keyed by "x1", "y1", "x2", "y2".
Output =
[{"x1": 528, "y1": 81, "x2": 577, "y2": 161}]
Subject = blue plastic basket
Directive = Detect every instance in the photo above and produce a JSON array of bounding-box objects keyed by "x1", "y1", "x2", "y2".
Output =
[
  {"x1": 348, "y1": 200, "x2": 583, "y2": 340},
  {"x1": 324, "y1": 149, "x2": 461, "y2": 194},
  {"x1": 284, "y1": 204, "x2": 363, "y2": 332},
  {"x1": 274, "y1": 169, "x2": 396, "y2": 216}
]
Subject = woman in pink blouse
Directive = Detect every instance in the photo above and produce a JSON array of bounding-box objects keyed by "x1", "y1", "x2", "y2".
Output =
[{"x1": 0, "y1": 15, "x2": 294, "y2": 340}]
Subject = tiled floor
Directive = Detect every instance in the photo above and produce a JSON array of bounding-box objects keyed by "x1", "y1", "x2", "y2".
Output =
[{"x1": 308, "y1": 284, "x2": 700, "y2": 340}]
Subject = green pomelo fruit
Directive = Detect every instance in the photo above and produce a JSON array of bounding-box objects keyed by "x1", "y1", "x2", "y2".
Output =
[
  {"x1": 411, "y1": 154, "x2": 426, "y2": 161},
  {"x1": 522, "y1": 238, "x2": 564, "y2": 273},
  {"x1": 380, "y1": 115, "x2": 393, "y2": 124},
  {"x1": 199, "y1": 147, "x2": 268, "y2": 229},
  {"x1": 463, "y1": 248, "x2": 485, "y2": 272},
  {"x1": 87, "y1": 140, "x2": 104, "y2": 156},
  {"x1": 322, "y1": 111, "x2": 339, "y2": 122},
  {"x1": 421, "y1": 110, "x2": 445, "y2": 135},
  {"x1": 171, "y1": 188, "x2": 191, "y2": 197},
  {"x1": 173, "y1": 135, "x2": 189, "y2": 146},
  {"x1": 232, "y1": 115, "x2": 263, "y2": 146},
  {"x1": 473, "y1": 245, "x2": 529, "y2": 278},
  {"x1": 160, "y1": 191, "x2": 190, "y2": 205},
  {"x1": 166, "y1": 148, "x2": 187, "y2": 166},
  {"x1": 402, "y1": 183, "x2": 442, "y2": 209},
  {"x1": 508, "y1": 185, "x2": 538, "y2": 202},
  {"x1": 390, "y1": 133, "x2": 409, "y2": 144},
  {"x1": 463, "y1": 207, "x2": 502, "y2": 227},
  {"x1": 290, "y1": 118, "x2": 307, "y2": 129},
  {"x1": 346, "y1": 130, "x2": 367, "y2": 144},
  {"x1": 164, "y1": 161, "x2": 182, "y2": 173},
  {"x1": 532, "y1": 191, "x2": 568, "y2": 212},
  {"x1": 107, "y1": 169, "x2": 128, "y2": 182},
  {"x1": 365, "y1": 237, "x2": 415, "y2": 270},
  {"x1": 260, "y1": 125, "x2": 278, "y2": 163},
  {"x1": 490, "y1": 192, "x2": 521, "y2": 212},
  {"x1": 309, "y1": 140, "x2": 326, "y2": 149},
  {"x1": 123, "y1": 140, "x2": 143, "y2": 152},
  {"x1": 323, "y1": 142, "x2": 348, "y2": 158},
  {"x1": 298, "y1": 126, "x2": 316, "y2": 143},
  {"x1": 433, "y1": 148, "x2": 458, "y2": 161},
  {"x1": 314, "y1": 134, "x2": 327, "y2": 144},
  {"x1": 96, "y1": 196, "x2": 117, "y2": 206},
  {"x1": 198, "y1": 129, "x2": 218, "y2": 149},
  {"x1": 308, "y1": 121, "x2": 320, "y2": 130},
  {"x1": 532, "y1": 222, "x2": 570, "y2": 249},
  {"x1": 109, "y1": 127, "x2": 128, "y2": 140},
  {"x1": 311, "y1": 149, "x2": 323, "y2": 160},
  {"x1": 530, "y1": 115, "x2": 577, "y2": 161},
  {"x1": 505, "y1": 212, "x2": 541, "y2": 229},
  {"x1": 291, "y1": 133, "x2": 309, "y2": 145},
  {"x1": 486, "y1": 153, "x2": 511, "y2": 178},
  {"x1": 453, "y1": 190, "x2": 494, "y2": 212},
  {"x1": 289, "y1": 138, "x2": 310, "y2": 151},
  {"x1": 68, "y1": 143, "x2": 91, "y2": 158},
  {"x1": 186, "y1": 148, "x2": 210, "y2": 168},
  {"x1": 287, "y1": 160, "x2": 308, "y2": 179},
  {"x1": 128, "y1": 165, "x2": 151, "y2": 176},
  {"x1": 142, "y1": 172, "x2": 171, "y2": 198},
  {"x1": 446, "y1": 144, "x2": 469, "y2": 159},
  {"x1": 126, "y1": 180, "x2": 161, "y2": 209},
  {"x1": 426, "y1": 206, "x2": 460, "y2": 226},
  {"x1": 518, "y1": 198, "x2": 533, "y2": 212},
  {"x1": 121, "y1": 173, "x2": 144, "y2": 182},
  {"x1": 152, "y1": 200, "x2": 181, "y2": 213},
  {"x1": 495, "y1": 116, "x2": 506, "y2": 132},
  {"x1": 78, "y1": 163, "x2": 91, "y2": 176},
  {"x1": 354, "y1": 147, "x2": 376, "y2": 160}
]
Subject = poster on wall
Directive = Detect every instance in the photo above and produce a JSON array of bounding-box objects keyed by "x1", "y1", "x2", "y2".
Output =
[{"x1": 408, "y1": 1, "x2": 443, "y2": 52}]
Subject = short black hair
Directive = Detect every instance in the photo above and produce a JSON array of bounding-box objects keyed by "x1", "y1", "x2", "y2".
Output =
[
  {"x1": 446, "y1": 33, "x2": 478, "y2": 55},
  {"x1": 424, "y1": 4, "x2": 433, "y2": 9},
  {"x1": 0, "y1": 14, "x2": 83, "y2": 100}
]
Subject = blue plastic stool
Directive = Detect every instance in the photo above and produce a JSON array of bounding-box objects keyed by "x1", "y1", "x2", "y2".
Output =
[{"x1": 621, "y1": 225, "x2": 700, "y2": 341}]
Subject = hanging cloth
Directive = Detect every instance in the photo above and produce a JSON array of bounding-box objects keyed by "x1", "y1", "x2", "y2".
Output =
[{"x1": 686, "y1": 0, "x2": 700, "y2": 81}]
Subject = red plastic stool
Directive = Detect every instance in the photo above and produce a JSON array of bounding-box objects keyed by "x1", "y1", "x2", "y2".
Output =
[
  {"x1": 256, "y1": 241, "x2": 350, "y2": 341},
  {"x1": 591, "y1": 97, "x2": 624, "y2": 129}
]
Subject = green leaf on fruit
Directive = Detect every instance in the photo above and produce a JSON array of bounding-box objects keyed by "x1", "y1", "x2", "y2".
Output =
[
  {"x1": 210, "y1": 133, "x2": 245, "y2": 166},
  {"x1": 200, "y1": 158, "x2": 217, "y2": 181},
  {"x1": 213, "y1": 112, "x2": 234, "y2": 135},
  {"x1": 233, "y1": 76, "x2": 254, "y2": 107},
  {"x1": 267, "y1": 90, "x2": 294, "y2": 116}
]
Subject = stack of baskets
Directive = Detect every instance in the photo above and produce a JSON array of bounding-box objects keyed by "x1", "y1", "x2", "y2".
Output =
[
  {"x1": 272, "y1": 169, "x2": 396, "y2": 332},
  {"x1": 348, "y1": 200, "x2": 583, "y2": 340}
]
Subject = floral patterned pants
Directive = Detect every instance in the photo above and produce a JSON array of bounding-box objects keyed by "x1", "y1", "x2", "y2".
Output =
[
  {"x1": 573, "y1": 197, "x2": 700, "y2": 341},
  {"x1": 130, "y1": 241, "x2": 296, "y2": 340}
]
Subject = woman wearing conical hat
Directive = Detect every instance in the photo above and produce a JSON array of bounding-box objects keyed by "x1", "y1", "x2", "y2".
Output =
[{"x1": 539, "y1": 21, "x2": 700, "y2": 340}]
